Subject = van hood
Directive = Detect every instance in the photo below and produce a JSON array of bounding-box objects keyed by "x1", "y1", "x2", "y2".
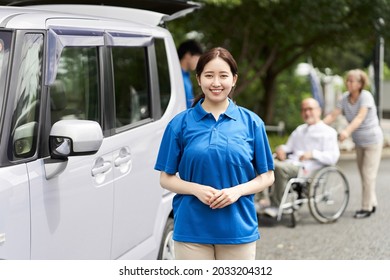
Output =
[{"x1": 0, "y1": 0, "x2": 201, "y2": 21}]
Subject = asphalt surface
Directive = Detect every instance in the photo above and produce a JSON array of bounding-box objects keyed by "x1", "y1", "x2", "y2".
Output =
[{"x1": 256, "y1": 148, "x2": 390, "y2": 260}]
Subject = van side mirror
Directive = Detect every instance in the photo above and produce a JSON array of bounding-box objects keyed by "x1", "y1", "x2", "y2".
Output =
[
  {"x1": 45, "y1": 120, "x2": 103, "y2": 179},
  {"x1": 49, "y1": 120, "x2": 103, "y2": 159},
  {"x1": 13, "y1": 121, "x2": 38, "y2": 158}
]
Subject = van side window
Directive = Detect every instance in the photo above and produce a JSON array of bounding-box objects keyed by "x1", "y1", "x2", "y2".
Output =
[
  {"x1": 50, "y1": 47, "x2": 100, "y2": 125},
  {"x1": 9, "y1": 33, "x2": 43, "y2": 160},
  {"x1": 112, "y1": 47, "x2": 150, "y2": 128},
  {"x1": 155, "y1": 39, "x2": 171, "y2": 115}
]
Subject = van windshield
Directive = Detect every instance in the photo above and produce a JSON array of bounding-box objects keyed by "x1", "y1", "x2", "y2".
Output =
[{"x1": 0, "y1": 31, "x2": 12, "y2": 124}]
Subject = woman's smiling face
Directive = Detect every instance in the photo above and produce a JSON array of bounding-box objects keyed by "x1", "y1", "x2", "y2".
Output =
[{"x1": 197, "y1": 57, "x2": 237, "y2": 104}]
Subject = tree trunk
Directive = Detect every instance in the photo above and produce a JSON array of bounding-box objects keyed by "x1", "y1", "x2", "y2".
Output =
[{"x1": 261, "y1": 70, "x2": 277, "y2": 124}]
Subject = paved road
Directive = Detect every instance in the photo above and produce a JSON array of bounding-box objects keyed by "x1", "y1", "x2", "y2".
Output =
[{"x1": 256, "y1": 154, "x2": 390, "y2": 260}]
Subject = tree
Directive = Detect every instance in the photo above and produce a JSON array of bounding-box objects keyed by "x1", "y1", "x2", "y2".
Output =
[{"x1": 168, "y1": 0, "x2": 390, "y2": 123}]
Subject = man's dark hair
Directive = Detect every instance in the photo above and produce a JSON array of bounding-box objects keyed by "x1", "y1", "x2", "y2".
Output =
[{"x1": 177, "y1": 40, "x2": 203, "y2": 60}]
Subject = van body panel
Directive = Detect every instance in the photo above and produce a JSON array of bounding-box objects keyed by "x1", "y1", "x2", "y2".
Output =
[
  {"x1": 116, "y1": 191, "x2": 174, "y2": 260},
  {"x1": 29, "y1": 149, "x2": 114, "y2": 259},
  {"x1": 0, "y1": 164, "x2": 30, "y2": 259},
  {"x1": 110, "y1": 123, "x2": 162, "y2": 259}
]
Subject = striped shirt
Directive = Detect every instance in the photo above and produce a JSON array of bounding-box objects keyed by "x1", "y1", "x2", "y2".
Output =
[{"x1": 337, "y1": 90, "x2": 383, "y2": 146}]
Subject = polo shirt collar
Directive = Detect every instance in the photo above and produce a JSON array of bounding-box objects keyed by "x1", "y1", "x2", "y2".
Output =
[{"x1": 193, "y1": 98, "x2": 238, "y2": 121}]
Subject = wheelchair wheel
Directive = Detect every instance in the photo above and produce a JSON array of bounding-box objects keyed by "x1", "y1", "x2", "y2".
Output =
[{"x1": 308, "y1": 166, "x2": 349, "y2": 223}]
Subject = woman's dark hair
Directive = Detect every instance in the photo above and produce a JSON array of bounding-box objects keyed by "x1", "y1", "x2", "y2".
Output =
[
  {"x1": 177, "y1": 39, "x2": 203, "y2": 60},
  {"x1": 192, "y1": 47, "x2": 238, "y2": 107}
]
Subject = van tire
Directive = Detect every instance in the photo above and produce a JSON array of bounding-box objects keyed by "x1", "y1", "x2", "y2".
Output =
[{"x1": 157, "y1": 217, "x2": 174, "y2": 260}]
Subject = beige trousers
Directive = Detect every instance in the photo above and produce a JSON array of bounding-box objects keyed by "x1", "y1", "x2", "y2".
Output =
[
  {"x1": 355, "y1": 143, "x2": 383, "y2": 211},
  {"x1": 174, "y1": 241, "x2": 257, "y2": 260}
]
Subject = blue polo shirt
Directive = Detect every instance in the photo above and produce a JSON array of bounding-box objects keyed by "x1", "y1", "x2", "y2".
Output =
[
  {"x1": 182, "y1": 69, "x2": 194, "y2": 108},
  {"x1": 155, "y1": 99, "x2": 274, "y2": 244}
]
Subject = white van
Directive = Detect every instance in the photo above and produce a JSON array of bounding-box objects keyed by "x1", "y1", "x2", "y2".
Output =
[{"x1": 0, "y1": 1, "x2": 197, "y2": 259}]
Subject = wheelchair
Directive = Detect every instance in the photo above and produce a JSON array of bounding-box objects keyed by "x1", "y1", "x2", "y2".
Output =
[{"x1": 276, "y1": 165, "x2": 350, "y2": 227}]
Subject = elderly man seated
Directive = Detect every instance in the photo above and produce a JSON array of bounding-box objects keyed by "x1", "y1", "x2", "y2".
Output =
[{"x1": 261, "y1": 97, "x2": 340, "y2": 218}]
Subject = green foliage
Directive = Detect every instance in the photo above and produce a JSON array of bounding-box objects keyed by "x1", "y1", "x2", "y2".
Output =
[
  {"x1": 235, "y1": 65, "x2": 310, "y2": 132},
  {"x1": 167, "y1": 0, "x2": 390, "y2": 123},
  {"x1": 267, "y1": 134, "x2": 290, "y2": 153},
  {"x1": 310, "y1": 42, "x2": 373, "y2": 75},
  {"x1": 202, "y1": 0, "x2": 241, "y2": 7},
  {"x1": 272, "y1": 69, "x2": 312, "y2": 132}
]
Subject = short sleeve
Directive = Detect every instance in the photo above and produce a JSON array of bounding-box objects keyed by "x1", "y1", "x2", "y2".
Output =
[
  {"x1": 360, "y1": 90, "x2": 375, "y2": 108},
  {"x1": 154, "y1": 123, "x2": 182, "y2": 175},
  {"x1": 253, "y1": 121, "x2": 274, "y2": 174}
]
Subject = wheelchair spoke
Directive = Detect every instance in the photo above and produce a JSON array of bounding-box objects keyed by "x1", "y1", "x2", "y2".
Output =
[
  {"x1": 309, "y1": 166, "x2": 349, "y2": 223},
  {"x1": 275, "y1": 166, "x2": 349, "y2": 226}
]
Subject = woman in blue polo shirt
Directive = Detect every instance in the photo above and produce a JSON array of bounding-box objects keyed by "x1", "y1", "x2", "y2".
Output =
[{"x1": 155, "y1": 47, "x2": 274, "y2": 260}]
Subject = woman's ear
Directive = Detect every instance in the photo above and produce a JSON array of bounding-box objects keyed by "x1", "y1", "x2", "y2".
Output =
[
  {"x1": 196, "y1": 74, "x2": 201, "y2": 86},
  {"x1": 233, "y1": 74, "x2": 238, "y2": 87}
]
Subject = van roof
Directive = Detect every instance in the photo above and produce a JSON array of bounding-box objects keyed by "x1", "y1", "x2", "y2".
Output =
[
  {"x1": 0, "y1": 6, "x2": 162, "y2": 31},
  {"x1": 0, "y1": 0, "x2": 201, "y2": 25},
  {"x1": 0, "y1": 0, "x2": 200, "y2": 14}
]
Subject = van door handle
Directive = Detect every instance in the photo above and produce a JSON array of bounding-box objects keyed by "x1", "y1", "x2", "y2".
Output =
[
  {"x1": 114, "y1": 147, "x2": 132, "y2": 173},
  {"x1": 91, "y1": 161, "x2": 111, "y2": 176},
  {"x1": 114, "y1": 154, "x2": 131, "y2": 167}
]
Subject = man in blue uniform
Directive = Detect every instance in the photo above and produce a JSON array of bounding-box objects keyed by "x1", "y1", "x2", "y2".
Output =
[{"x1": 177, "y1": 40, "x2": 203, "y2": 108}]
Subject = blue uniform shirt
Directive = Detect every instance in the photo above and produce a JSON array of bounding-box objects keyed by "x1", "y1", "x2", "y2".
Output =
[
  {"x1": 155, "y1": 99, "x2": 274, "y2": 244},
  {"x1": 182, "y1": 69, "x2": 194, "y2": 108}
]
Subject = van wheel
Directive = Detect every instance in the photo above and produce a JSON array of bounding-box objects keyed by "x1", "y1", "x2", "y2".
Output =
[{"x1": 157, "y1": 217, "x2": 174, "y2": 260}]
